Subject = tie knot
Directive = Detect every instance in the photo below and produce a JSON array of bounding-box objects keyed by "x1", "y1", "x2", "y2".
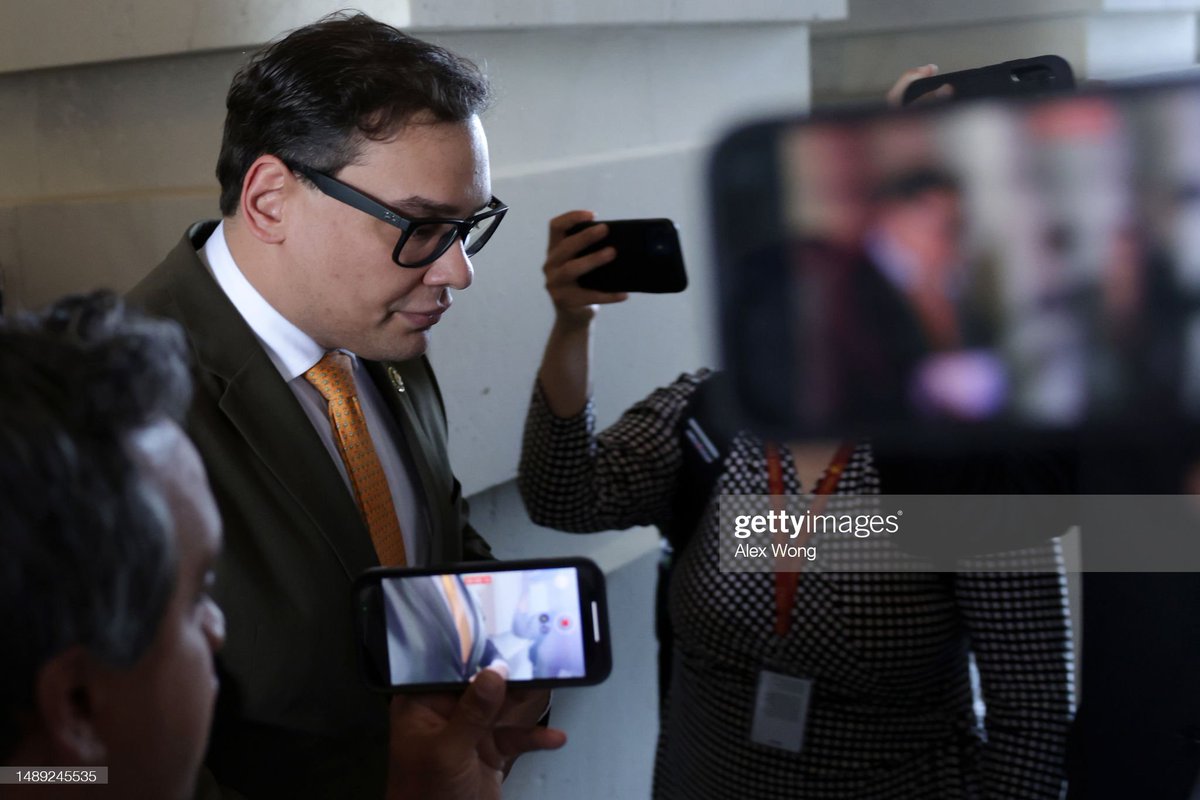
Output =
[{"x1": 304, "y1": 351, "x2": 355, "y2": 404}]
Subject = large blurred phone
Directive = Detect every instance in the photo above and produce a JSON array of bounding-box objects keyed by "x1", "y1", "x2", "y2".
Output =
[
  {"x1": 354, "y1": 558, "x2": 611, "y2": 692},
  {"x1": 709, "y1": 78, "x2": 1200, "y2": 446}
]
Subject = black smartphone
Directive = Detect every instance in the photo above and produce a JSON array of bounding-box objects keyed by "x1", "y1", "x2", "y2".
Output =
[
  {"x1": 709, "y1": 77, "x2": 1198, "y2": 447},
  {"x1": 902, "y1": 55, "x2": 1075, "y2": 105},
  {"x1": 354, "y1": 557, "x2": 612, "y2": 692},
  {"x1": 569, "y1": 218, "x2": 688, "y2": 293}
]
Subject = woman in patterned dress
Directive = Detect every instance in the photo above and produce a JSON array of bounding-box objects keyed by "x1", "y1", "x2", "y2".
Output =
[{"x1": 517, "y1": 210, "x2": 1074, "y2": 799}]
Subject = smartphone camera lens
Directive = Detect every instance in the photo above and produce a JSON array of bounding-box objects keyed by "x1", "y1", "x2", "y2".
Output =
[{"x1": 648, "y1": 230, "x2": 675, "y2": 257}]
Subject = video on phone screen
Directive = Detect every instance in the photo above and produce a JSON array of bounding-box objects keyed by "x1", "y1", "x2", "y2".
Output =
[
  {"x1": 774, "y1": 84, "x2": 1200, "y2": 434},
  {"x1": 381, "y1": 567, "x2": 585, "y2": 684}
]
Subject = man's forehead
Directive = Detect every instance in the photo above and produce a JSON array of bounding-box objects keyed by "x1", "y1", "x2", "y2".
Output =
[
  {"x1": 353, "y1": 119, "x2": 492, "y2": 216},
  {"x1": 363, "y1": 115, "x2": 485, "y2": 158}
]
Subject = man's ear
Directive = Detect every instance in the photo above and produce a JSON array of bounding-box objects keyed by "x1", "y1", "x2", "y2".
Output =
[
  {"x1": 33, "y1": 646, "x2": 108, "y2": 764},
  {"x1": 239, "y1": 155, "x2": 293, "y2": 245}
]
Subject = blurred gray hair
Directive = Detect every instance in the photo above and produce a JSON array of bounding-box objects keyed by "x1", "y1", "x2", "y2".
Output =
[{"x1": 0, "y1": 290, "x2": 193, "y2": 758}]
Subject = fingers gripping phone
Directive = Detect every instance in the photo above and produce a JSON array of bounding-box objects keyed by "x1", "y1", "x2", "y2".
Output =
[
  {"x1": 569, "y1": 218, "x2": 689, "y2": 293},
  {"x1": 354, "y1": 558, "x2": 612, "y2": 692},
  {"x1": 902, "y1": 55, "x2": 1076, "y2": 105}
]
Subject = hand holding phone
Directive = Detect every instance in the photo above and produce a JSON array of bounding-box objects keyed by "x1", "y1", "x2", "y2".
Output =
[
  {"x1": 901, "y1": 55, "x2": 1075, "y2": 106},
  {"x1": 542, "y1": 212, "x2": 627, "y2": 327},
  {"x1": 386, "y1": 667, "x2": 566, "y2": 800},
  {"x1": 886, "y1": 64, "x2": 951, "y2": 107},
  {"x1": 355, "y1": 557, "x2": 612, "y2": 692},
  {"x1": 567, "y1": 218, "x2": 688, "y2": 294}
]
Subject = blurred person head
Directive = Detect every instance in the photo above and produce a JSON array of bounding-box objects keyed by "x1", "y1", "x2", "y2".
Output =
[
  {"x1": 785, "y1": 125, "x2": 874, "y2": 250},
  {"x1": 872, "y1": 168, "x2": 965, "y2": 289},
  {"x1": 215, "y1": 12, "x2": 500, "y2": 363},
  {"x1": 0, "y1": 291, "x2": 224, "y2": 800}
]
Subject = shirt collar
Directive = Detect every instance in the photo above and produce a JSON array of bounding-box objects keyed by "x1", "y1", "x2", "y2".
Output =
[
  {"x1": 199, "y1": 221, "x2": 355, "y2": 380},
  {"x1": 865, "y1": 228, "x2": 921, "y2": 292},
  {"x1": 864, "y1": 228, "x2": 964, "y2": 299}
]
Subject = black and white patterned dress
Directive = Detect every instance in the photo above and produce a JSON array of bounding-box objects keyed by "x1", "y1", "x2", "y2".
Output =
[{"x1": 519, "y1": 372, "x2": 1074, "y2": 800}]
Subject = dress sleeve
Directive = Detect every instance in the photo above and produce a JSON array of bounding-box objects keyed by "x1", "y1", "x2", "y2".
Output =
[
  {"x1": 953, "y1": 541, "x2": 1075, "y2": 799},
  {"x1": 517, "y1": 371, "x2": 709, "y2": 533}
]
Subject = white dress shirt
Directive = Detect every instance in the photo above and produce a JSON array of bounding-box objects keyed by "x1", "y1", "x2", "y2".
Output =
[{"x1": 199, "y1": 221, "x2": 431, "y2": 565}]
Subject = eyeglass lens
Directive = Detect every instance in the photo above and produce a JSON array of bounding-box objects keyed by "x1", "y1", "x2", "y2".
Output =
[{"x1": 397, "y1": 213, "x2": 502, "y2": 266}]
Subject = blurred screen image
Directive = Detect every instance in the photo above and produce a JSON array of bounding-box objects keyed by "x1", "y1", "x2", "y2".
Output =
[
  {"x1": 714, "y1": 80, "x2": 1200, "y2": 443},
  {"x1": 382, "y1": 567, "x2": 586, "y2": 685}
]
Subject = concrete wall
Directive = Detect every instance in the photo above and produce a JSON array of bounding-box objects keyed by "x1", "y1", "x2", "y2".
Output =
[{"x1": 421, "y1": 23, "x2": 817, "y2": 494}]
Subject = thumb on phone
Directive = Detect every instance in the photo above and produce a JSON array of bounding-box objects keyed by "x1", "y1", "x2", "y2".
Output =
[
  {"x1": 448, "y1": 665, "x2": 509, "y2": 751},
  {"x1": 461, "y1": 666, "x2": 567, "y2": 770},
  {"x1": 384, "y1": 666, "x2": 511, "y2": 800}
]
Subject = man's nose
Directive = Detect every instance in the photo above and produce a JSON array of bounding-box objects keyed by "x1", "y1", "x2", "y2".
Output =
[{"x1": 425, "y1": 239, "x2": 473, "y2": 291}]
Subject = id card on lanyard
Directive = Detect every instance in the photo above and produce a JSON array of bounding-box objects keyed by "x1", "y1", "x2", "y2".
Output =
[{"x1": 749, "y1": 441, "x2": 855, "y2": 754}]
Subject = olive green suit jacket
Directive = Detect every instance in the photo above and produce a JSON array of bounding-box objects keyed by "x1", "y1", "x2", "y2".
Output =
[{"x1": 128, "y1": 222, "x2": 492, "y2": 799}]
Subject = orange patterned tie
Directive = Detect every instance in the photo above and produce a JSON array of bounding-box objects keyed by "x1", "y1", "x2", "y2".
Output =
[{"x1": 305, "y1": 352, "x2": 408, "y2": 566}]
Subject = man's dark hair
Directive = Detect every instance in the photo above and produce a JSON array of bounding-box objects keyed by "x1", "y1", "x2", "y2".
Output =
[
  {"x1": 216, "y1": 12, "x2": 493, "y2": 216},
  {"x1": 0, "y1": 291, "x2": 192, "y2": 759}
]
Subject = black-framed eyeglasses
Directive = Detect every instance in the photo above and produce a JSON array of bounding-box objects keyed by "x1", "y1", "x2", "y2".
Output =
[{"x1": 292, "y1": 164, "x2": 507, "y2": 268}]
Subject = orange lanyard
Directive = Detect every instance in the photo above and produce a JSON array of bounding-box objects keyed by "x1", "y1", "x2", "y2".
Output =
[{"x1": 766, "y1": 441, "x2": 856, "y2": 637}]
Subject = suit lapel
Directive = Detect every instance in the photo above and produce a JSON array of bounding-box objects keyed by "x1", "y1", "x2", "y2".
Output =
[
  {"x1": 415, "y1": 576, "x2": 466, "y2": 678},
  {"x1": 219, "y1": 363, "x2": 378, "y2": 578},
  {"x1": 159, "y1": 227, "x2": 378, "y2": 580},
  {"x1": 364, "y1": 361, "x2": 452, "y2": 563}
]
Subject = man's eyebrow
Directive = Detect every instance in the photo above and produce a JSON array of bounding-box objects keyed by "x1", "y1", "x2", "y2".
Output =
[{"x1": 388, "y1": 195, "x2": 488, "y2": 219}]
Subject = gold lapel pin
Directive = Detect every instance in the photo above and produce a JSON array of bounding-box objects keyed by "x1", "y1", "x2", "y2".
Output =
[{"x1": 387, "y1": 365, "x2": 406, "y2": 393}]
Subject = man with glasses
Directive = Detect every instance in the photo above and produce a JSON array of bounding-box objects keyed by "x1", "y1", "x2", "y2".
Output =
[{"x1": 129, "y1": 13, "x2": 542, "y2": 798}]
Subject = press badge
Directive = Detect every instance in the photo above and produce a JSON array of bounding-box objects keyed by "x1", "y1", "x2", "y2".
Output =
[{"x1": 749, "y1": 668, "x2": 813, "y2": 753}]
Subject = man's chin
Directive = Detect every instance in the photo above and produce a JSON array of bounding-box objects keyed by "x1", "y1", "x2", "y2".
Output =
[{"x1": 360, "y1": 328, "x2": 431, "y2": 363}]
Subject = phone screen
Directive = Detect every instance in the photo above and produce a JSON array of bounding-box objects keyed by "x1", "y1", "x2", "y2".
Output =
[
  {"x1": 355, "y1": 559, "x2": 611, "y2": 691},
  {"x1": 711, "y1": 78, "x2": 1200, "y2": 445}
]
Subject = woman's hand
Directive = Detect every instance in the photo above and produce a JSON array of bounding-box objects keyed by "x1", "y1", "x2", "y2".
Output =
[
  {"x1": 885, "y1": 64, "x2": 953, "y2": 107},
  {"x1": 544, "y1": 210, "x2": 628, "y2": 327},
  {"x1": 534, "y1": 210, "x2": 626, "y2": 418}
]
